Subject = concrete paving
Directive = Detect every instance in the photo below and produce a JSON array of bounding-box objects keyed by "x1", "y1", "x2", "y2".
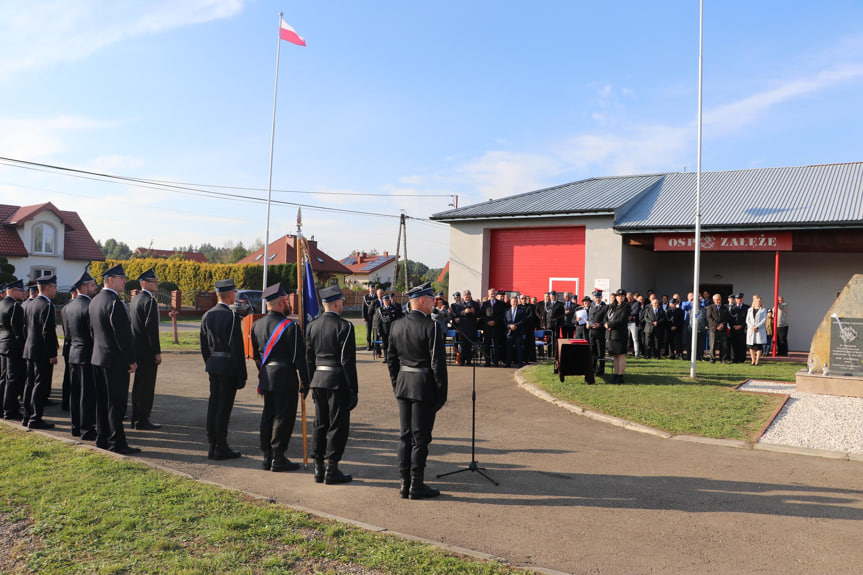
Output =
[{"x1": 17, "y1": 353, "x2": 863, "y2": 574}]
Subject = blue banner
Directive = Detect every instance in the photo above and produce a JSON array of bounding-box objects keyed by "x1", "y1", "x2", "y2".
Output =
[{"x1": 303, "y1": 257, "x2": 320, "y2": 325}]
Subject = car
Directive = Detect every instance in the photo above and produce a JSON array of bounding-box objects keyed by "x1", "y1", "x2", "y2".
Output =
[{"x1": 231, "y1": 289, "x2": 263, "y2": 317}]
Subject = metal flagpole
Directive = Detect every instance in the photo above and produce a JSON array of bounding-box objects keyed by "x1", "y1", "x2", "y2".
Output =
[
  {"x1": 689, "y1": 0, "x2": 704, "y2": 379},
  {"x1": 261, "y1": 11, "x2": 284, "y2": 311}
]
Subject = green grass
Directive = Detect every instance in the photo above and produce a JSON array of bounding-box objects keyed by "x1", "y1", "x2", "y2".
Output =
[
  {"x1": 158, "y1": 331, "x2": 200, "y2": 351},
  {"x1": 522, "y1": 358, "x2": 804, "y2": 441},
  {"x1": 0, "y1": 427, "x2": 530, "y2": 575}
]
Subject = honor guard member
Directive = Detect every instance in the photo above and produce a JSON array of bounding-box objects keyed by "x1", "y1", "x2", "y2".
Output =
[
  {"x1": 130, "y1": 268, "x2": 162, "y2": 430},
  {"x1": 0, "y1": 279, "x2": 27, "y2": 420},
  {"x1": 587, "y1": 290, "x2": 608, "y2": 375},
  {"x1": 90, "y1": 265, "x2": 140, "y2": 454},
  {"x1": 251, "y1": 283, "x2": 310, "y2": 472},
  {"x1": 200, "y1": 278, "x2": 247, "y2": 460},
  {"x1": 21, "y1": 274, "x2": 59, "y2": 429},
  {"x1": 386, "y1": 282, "x2": 447, "y2": 499},
  {"x1": 305, "y1": 284, "x2": 358, "y2": 484},
  {"x1": 62, "y1": 272, "x2": 98, "y2": 439},
  {"x1": 729, "y1": 293, "x2": 748, "y2": 363},
  {"x1": 361, "y1": 283, "x2": 377, "y2": 351}
]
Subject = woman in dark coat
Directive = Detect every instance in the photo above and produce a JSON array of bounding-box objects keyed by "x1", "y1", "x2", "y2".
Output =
[{"x1": 605, "y1": 289, "x2": 632, "y2": 384}]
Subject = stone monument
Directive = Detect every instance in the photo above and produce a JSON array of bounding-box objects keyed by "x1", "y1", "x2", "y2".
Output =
[{"x1": 797, "y1": 274, "x2": 863, "y2": 397}]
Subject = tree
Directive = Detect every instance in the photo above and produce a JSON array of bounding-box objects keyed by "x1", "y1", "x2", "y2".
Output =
[
  {"x1": 0, "y1": 256, "x2": 16, "y2": 284},
  {"x1": 393, "y1": 259, "x2": 431, "y2": 292},
  {"x1": 230, "y1": 242, "x2": 248, "y2": 263},
  {"x1": 99, "y1": 238, "x2": 132, "y2": 260}
]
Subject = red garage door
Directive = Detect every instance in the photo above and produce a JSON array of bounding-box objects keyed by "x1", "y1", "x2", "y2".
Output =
[{"x1": 489, "y1": 226, "x2": 586, "y2": 299}]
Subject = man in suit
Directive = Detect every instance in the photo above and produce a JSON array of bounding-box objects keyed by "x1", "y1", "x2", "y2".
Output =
[
  {"x1": 504, "y1": 294, "x2": 525, "y2": 368},
  {"x1": 519, "y1": 294, "x2": 537, "y2": 363},
  {"x1": 130, "y1": 268, "x2": 162, "y2": 430},
  {"x1": 544, "y1": 290, "x2": 565, "y2": 360},
  {"x1": 22, "y1": 275, "x2": 59, "y2": 430},
  {"x1": 729, "y1": 293, "x2": 748, "y2": 363},
  {"x1": 453, "y1": 290, "x2": 480, "y2": 366},
  {"x1": 62, "y1": 272, "x2": 98, "y2": 440},
  {"x1": 561, "y1": 292, "x2": 576, "y2": 339},
  {"x1": 305, "y1": 284, "x2": 358, "y2": 484},
  {"x1": 386, "y1": 282, "x2": 447, "y2": 499},
  {"x1": 361, "y1": 283, "x2": 377, "y2": 351},
  {"x1": 641, "y1": 296, "x2": 666, "y2": 359},
  {"x1": 587, "y1": 290, "x2": 607, "y2": 374},
  {"x1": 706, "y1": 293, "x2": 731, "y2": 363},
  {"x1": 0, "y1": 279, "x2": 27, "y2": 420},
  {"x1": 626, "y1": 292, "x2": 642, "y2": 358},
  {"x1": 666, "y1": 298, "x2": 686, "y2": 359},
  {"x1": 200, "y1": 278, "x2": 247, "y2": 460},
  {"x1": 481, "y1": 288, "x2": 506, "y2": 367},
  {"x1": 90, "y1": 265, "x2": 140, "y2": 454},
  {"x1": 251, "y1": 283, "x2": 311, "y2": 473}
]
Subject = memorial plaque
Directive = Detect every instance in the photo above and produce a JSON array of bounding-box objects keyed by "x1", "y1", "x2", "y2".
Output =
[{"x1": 829, "y1": 315, "x2": 863, "y2": 376}]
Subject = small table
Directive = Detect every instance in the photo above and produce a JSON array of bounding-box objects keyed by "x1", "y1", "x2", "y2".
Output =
[{"x1": 556, "y1": 339, "x2": 595, "y2": 384}]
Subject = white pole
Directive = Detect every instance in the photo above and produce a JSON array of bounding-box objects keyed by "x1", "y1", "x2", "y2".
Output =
[
  {"x1": 689, "y1": 0, "x2": 704, "y2": 379},
  {"x1": 262, "y1": 11, "x2": 283, "y2": 312}
]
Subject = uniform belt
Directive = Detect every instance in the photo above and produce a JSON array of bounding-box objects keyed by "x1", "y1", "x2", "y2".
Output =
[
  {"x1": 400, "y1": 366, "x2": 430, "y2": 374},
  {"x1": 316, "y1": 365, "x2": 340, "y2": 372},
  {"x1": 264, "y1": 361, "x2": 292, "y2": 367},
  {"x1": 210, "y1": 351, "x2": 231, "y2": 358}
]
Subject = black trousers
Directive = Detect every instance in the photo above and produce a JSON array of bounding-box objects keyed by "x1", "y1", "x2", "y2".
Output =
[
  {"x1": 23, "y1": 359, "x2": 53, "y2": 422},
  {"x1": 777, "y1": 326, "x2": 789, "y2": 355},
  {"x1": 645, "y1": 330, "x2": 661, "y2": 358},
  {"x1": 668, "y1": 327, "x2": 684, "y2": 358},
  {"x1": 207, "y1": 374, "x2": 238, "y2": 448},
  {"x1": 312, "y1": 387, "x2": 351, "y2": 462},
  {"x1": 260, "y1": 386, "x2": 299, "y2": 455},
  {"x1": 1, "y1": 354, "x2": 24, "y2": 416},
  {"x1": 365, "y1": 318, "x2": 374, "y2": 348},
  {"x1": 730, "y1": 329, "x2": 746, "y2": 363},
  {"x1": 458, "y1": 337, "x2": 476, "y2": 365},
  {"x1": 483, "y1": 326, "x2": 505, "y2": 365},
  {"x1": 132, "y1": 358, "x2": 158, "y2": 424},
  {"x1": 506, "y1": 332, "x2": 524, "y2": 366},
  {"x1": 709, "y1": 330, "x2": 730, "y2": 361},
  {"x1": 397, "y1": 398, "x2": 436, "y2": 471},
  {"x1": 589, "y1": 332, "x2": 606, "y2": 372},
  {"x1": 70, "y1": 363, "x2": 96, "y2": 433},
  {"x1": 62, "y1": 353, "x2": 71, "y2": 409},
  {"x1": 93, "y1": 364, "x2": 130, "y2": 448}
]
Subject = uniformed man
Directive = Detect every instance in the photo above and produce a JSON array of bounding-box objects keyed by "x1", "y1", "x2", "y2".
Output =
[
  {"x1": 454, "y1": 289, "x2": 480, "y2": 366},
  {"x1": 545, "y1": 290, "x2": 565, "y2": 360},
  {"x1": 666, "y1": 298, "x2": 685, "y2": 359},
  {"x1": 574, "y1": 296, "x2": 591, "y2": 340},
  {"x1": 587, "y1": 290, "x2": 608, "y2": 375},
  {"x1": 251, "y1": 283, "x2": 310, "y2": 472},
  {"x1": 374, "y1": 294, "x2": 403, "y2": 362},
  {"x1": 481, "y1": 288, "x2": 506, "y2": 367},
  {"x1": 131, "y1": 268, "x2": 162, "y2": 430},
  {"x1": 90, "y1": 265, "x2": 140, "y2": 454},
  {"x1": 200, "y1": 278, "x2": 247, "y2": 460},
  {"x1": 386, "y1": 282, "x2": 447, "y2": 499},
  {"x1": 22, "y1": 274, "x2": 59, "y2": 429},
  {"x1": 729, "y1": 293, "x2": 748, "y2": 363},
  {"x1": 62, "y1": 271, "x2": 98, "y2": 440},
  {"x1": 361, "y1": 283, "x2": 377, "y2": 351},
  {"x1": 306, "y1": 284, "x2": 358, "y2": 484},
  {"x1": 0, "y1": 279, "x2": 27, "y2": 420},
  {"x1": 561, "y1": 292, "x2": 576, "y2": 339}
]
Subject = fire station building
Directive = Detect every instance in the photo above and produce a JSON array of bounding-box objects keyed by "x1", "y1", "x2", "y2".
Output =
[{"x1": 431, "y1": 162, "x2": 863, "y2": 352}]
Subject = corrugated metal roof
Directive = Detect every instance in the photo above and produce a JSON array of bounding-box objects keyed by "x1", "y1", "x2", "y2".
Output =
[
  {"x1": 430, "y1": 174, "x2": 664, "y2": 221},
  {"x1": 615, "y1": 163, "x2": 863, "y2": 231}
]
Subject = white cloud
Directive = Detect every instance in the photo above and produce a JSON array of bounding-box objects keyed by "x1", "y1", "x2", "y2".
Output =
[
  {"x1": 0, "y1": 0, "x2": 247, "y2": 78},
  {"x1": 456, "y1": 151, "x2": 563, "y2": 201},
  {"x1": 0, "y1": 115, "x2": 115, "y2": 159}
]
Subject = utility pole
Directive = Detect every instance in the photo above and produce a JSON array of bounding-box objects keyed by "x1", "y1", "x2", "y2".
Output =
[{"x1": 393, "y1": 213, "x2": 411, "y2": 294}]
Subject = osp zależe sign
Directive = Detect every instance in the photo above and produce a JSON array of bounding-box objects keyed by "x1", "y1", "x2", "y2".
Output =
[{"x1": 654, "y1": 232, "x2": 792, "y2": 252}]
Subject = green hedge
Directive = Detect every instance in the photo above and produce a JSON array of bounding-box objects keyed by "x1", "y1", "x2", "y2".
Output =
[{"x1": 90, "y1": 259, "x2": 297, "y2": 305}]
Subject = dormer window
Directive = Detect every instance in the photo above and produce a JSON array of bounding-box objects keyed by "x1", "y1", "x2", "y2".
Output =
[{"x1": 32, "y1": 223, "x2": 56, "y2": 255}]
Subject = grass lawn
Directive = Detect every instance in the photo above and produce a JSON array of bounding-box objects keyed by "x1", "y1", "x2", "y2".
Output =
[
  {"x1": 0, "y1": 427, "x2": 529, "y2": 575},
  {"x1": 522, "y1": 358, "x2": 805, "y2": 441},
  {"x1": 158, "y1": 331, "x2": 200, "y2": 351}
]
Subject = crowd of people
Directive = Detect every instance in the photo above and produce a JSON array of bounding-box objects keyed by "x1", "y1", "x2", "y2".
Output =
[{"x1": 362, "y1": 285, "x2": 791, "y2": 384}]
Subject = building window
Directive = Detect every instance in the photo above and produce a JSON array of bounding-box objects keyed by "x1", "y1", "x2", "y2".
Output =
[
  {"x1": 32, "y1": 223, "x2": 56, "y2": 255},
  {"x1": 31, "y1": 267, "x2": 55, "y2": 281}
]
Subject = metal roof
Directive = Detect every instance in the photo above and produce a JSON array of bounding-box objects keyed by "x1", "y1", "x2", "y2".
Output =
[
  {"x1": 614, "y1": 163, "x2": 863, "y2": 231},
  {"x1": 430, "y1": 174, "x2": 664, "y2": 221}
]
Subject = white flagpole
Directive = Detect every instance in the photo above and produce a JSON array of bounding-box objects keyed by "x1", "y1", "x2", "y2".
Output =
[
  {"x1": 261, "y1": 11, "x2": 283, "y2": 312},
  {"x1": 689, "y1": 0, "x2": 704, "y2": 379}
]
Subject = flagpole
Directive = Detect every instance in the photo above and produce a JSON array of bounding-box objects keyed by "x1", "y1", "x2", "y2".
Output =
[
  {"x1": 261, "y1": 11, "x2": 283, "y2": 311},
  {"x1": 296, "y1": 207, "x2": 308, "y2": 468},
  {"x1": 689, "y1": 0, "x2": 704, "y2": 379}
]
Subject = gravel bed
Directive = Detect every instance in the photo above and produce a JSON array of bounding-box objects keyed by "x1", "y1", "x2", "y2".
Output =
[{"x1": 740, "y1": 379, "x2": 863, "y2": 454}]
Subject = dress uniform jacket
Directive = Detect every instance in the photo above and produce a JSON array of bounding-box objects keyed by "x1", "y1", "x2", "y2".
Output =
[
  {"x1": 545, "y1": 300, "x2": 565, "y2": 335},
  {"x1": 0, "y1": 295, "x2": 26, "y2": 417},
  {"x1": 200, "y1": 302, "x2": 247, "y2": 382},
  {"x1": 130, "y1": 289, "x2": 161, "y2": 424},
  {"x1": 90, "y1": 289, "x2": 135, "y2": 369},
  {"x1": 387, "y1": 310, "x2": 447, "y2": 407},
  {"x1": 62, "y1": 294, "x2": 96, "y2": 433},
  {"x1": 605, "y1": 302, "x2": 631, "y2": 356},
  {"x1": 641, "y1": 305, "x2": 667, "y2": 358},
  {"x1": 23, "y1": 295, "x2": 58, "y2": 363}
]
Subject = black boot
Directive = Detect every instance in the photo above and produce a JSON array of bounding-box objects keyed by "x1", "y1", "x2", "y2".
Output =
[
  {"x1": 324, "y1": 461, "x2": 352, "y2": 484},
  {"x1": 314, "y1": 458, "x2": 326, "y2": 484},
  {"x1": 399, "y1": 468, "x2": 411, "y2": 499},
  {"x1": 408, "y1": 468, "x2": 440, "y2": 499},
  {"x1": 262, "y1": 451, "x2": 273, "y2": 470}
]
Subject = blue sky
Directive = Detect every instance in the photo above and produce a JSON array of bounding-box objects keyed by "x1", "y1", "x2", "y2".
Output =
[{"x1": 2, "y1": 1, "x2": 863, "y2": 269}]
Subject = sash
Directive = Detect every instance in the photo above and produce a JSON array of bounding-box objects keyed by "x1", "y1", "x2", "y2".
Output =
[{"x1": 258, "y1": 318, "x2": 292, "y2": 394}]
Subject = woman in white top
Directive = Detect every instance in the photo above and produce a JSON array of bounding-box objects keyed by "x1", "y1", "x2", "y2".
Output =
[{"x1": 746, "y1": 294, "x2": 768, "y2": 365}]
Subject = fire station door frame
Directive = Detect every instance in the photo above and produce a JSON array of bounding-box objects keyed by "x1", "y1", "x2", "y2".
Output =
[{"x1": 548, "y1": 277, "x2": 580, "y2": 300}]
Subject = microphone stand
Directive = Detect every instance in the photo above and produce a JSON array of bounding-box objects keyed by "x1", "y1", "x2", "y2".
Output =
[{"x1": 437, "y1": 319, "x2": 499, "y2": 486}]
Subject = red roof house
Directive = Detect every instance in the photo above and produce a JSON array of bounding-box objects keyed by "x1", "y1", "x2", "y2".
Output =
[{"x1": 237, "y1": 234, "x2": 351, "y2": 284}]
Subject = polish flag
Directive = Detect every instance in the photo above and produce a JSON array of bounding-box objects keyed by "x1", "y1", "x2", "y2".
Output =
[{"x1": 279, "y1": 17, "x2": 306, "y2": 46}]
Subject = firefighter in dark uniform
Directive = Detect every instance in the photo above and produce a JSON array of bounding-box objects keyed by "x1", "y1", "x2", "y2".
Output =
[
  {"x1": 305, "y1": 284, "x2": 358, "y2": 484},
  {"x1": 0, "y1": 279, "x2": 27, "y2": 420},
  {"x1": 587, "y1": 290, "x2": 608, "y2": 375},
  {"x1": 22, "y1": 274, "x2": 59, "y2": 430},
  {"x1": 361, "y1": 283, "x2": 377, "y2": 351},
  {"x1": 62, "y1": 271, "x2": 98, "y2": 439},
  {"x1": 199, "y1": 278, "x2": 247, "y2": 460},
  {"x1": 481, "y1": 288, "x2": 506, "y2": 367},
  {"x1": 386, "y1": 283, "x2": 447, "y2": 499},
  {"x1": 545, "y1": 290, "x2": 565, "y2": 360},
  {"x1": 374, "y1": 294, "x2": 403, "y2": 362},
  {"x1": 453, "y1": 290, "x2": 480, "y2": 366},
  {"x1": 729, "y1": 293, "x2": 748, "y2": 363},
  {"x1": 130, "y1": 268, "x2": 162, "y2": 430},
  {"x1": 251, "y1": 283, "x2": 310, "y2": 472},
  {"x1": 90, "y1": 265, "x2": 140, "y2": 454}
]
